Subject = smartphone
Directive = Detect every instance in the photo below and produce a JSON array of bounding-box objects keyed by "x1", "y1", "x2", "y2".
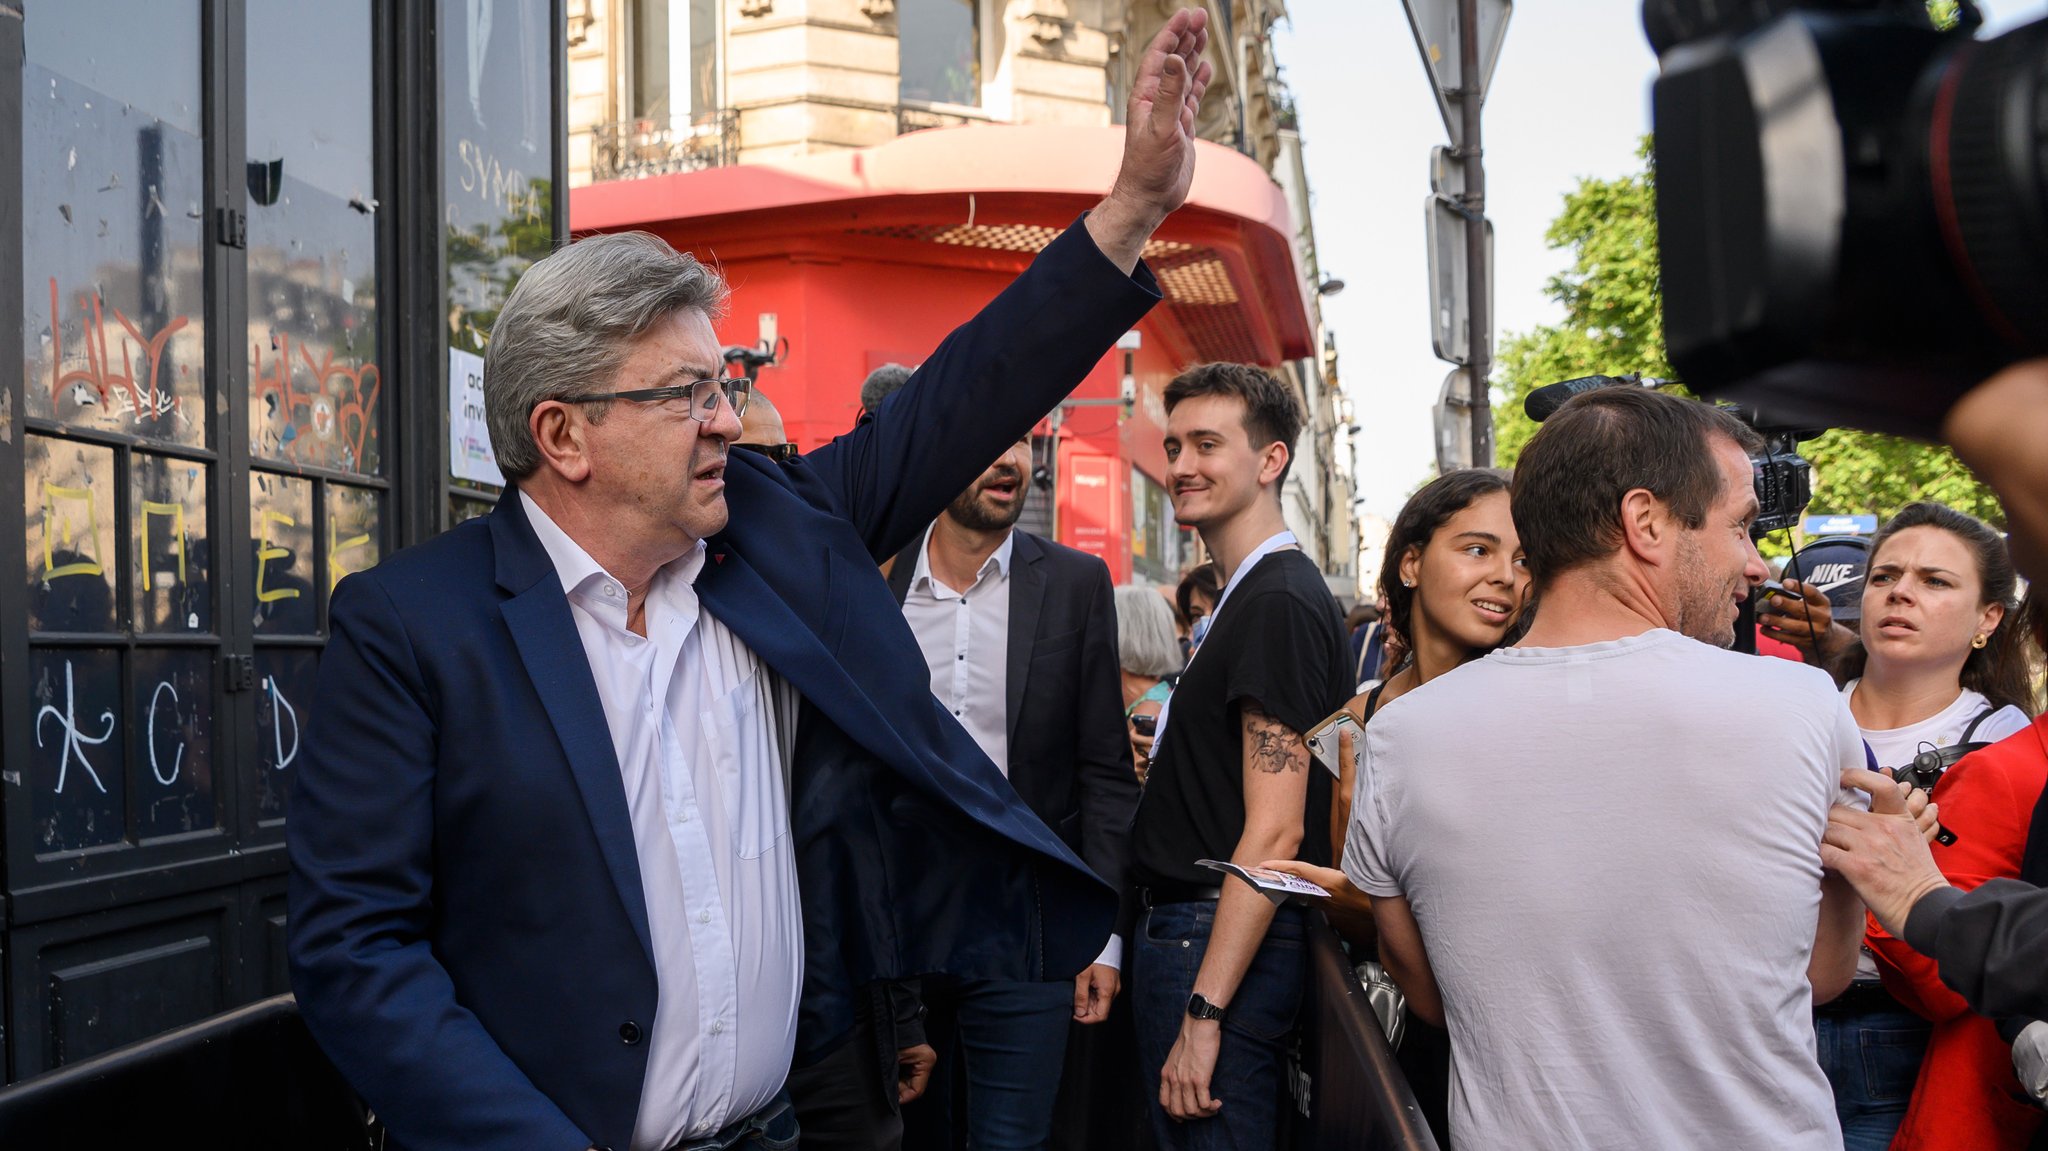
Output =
[
  {"x1": 1304, "y1": 709, "x2": 1363, "y2": 779},
  {"x1": 1130, "y1": 713, "x2": 1158, "y2": 737}
]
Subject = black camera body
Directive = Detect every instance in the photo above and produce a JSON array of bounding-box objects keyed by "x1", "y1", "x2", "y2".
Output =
[{"x1": 1648, "y1": 1, "x2": 2048, "y2": 438}]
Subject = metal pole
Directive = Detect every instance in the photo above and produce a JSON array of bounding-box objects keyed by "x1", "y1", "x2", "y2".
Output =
[{"x1": 1459, "y1": 0, "x2": 1492, "y2": 466}]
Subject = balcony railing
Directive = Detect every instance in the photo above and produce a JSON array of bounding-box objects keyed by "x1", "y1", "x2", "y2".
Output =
[{"x1": 590, "y1": 110, "x2": 740, "y2": 182}]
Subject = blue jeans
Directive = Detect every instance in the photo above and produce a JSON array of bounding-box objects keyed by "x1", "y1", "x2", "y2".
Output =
[
  {"x1": 1814, "y1": 993, "x2": 1931, "y2": 1151},
  {"x1": 1133, "y1": 901, "x2": 1306, "y2": 1151},
  {"x1": 904, "y1": 977, "x2": 1074, "y2": 1151}
]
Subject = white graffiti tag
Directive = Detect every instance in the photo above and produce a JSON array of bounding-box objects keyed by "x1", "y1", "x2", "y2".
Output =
[
  {"x1": 36, "y1": 659, "x2": 112, "y2": 794},
  {"x1": 263, "y1": 674, "x2": 299, "y2": 770}
]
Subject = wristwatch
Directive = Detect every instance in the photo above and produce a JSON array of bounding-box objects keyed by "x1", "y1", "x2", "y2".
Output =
[{"x1": 1186, "y1": 992, "x2": 1227, "y2": 1022}]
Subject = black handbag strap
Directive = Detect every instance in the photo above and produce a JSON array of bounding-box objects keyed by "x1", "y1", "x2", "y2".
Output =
[{"x1": 1359, "y1": 681, "x2": 1390, "y2": 724}]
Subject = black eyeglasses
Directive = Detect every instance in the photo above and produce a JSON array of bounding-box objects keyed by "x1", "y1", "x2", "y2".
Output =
[
  {"x1": 734, "y1": 441, "x2": 799, "y2": 463},
  {"x1": 562, "y1": 376, "x2": 752, "y2": 423}
]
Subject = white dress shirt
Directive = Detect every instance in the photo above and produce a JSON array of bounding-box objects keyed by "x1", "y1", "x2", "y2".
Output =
[
  {"x1": 902, "y1": 525, "x2": 1015, "y2": 775},
  {"x1": 522, "y1": 493, "x2": 802, "y2": 1151},
  {"x1": 902, "y1": 524, "x2": 1120, "y2": 970}
]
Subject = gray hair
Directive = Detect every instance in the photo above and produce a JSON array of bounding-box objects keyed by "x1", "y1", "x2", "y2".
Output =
[
  {"x1": 1115, "y1": 585, "x2": 1185, "y2": 678},
  {"x1": 859, "y1": 363, "x2": 915, "y2": 415},
  {"x1": 483, "y1": 231, "x2": 729, "y2": 479}
]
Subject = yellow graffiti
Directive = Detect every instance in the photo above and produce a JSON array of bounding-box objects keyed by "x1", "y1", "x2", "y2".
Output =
[
  {"x1": 139, "y1": 500, "x2": 186, "y2": 591},
  {"x1": 256, "y1": 508, "x2": 300, "y2": 603},
  {"x1": 328, "y1": 520, "x2": 372, "y2": 592},
  {"x1": 41, "y1": 483, "x2": 104, "y2": 580}
]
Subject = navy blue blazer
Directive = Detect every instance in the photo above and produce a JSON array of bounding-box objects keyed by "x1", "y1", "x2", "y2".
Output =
[{"x1": 286, "y1": 223, "x2": 1161, "y2": 1151}]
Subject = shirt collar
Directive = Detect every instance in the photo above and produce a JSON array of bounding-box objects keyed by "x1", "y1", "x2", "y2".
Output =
[
  {"x1": 911, "y1": 521, "x2": 1015, "y2": 597},
  {"x1": 520, "y1": 490, "x2": 707, "y2": 625}
]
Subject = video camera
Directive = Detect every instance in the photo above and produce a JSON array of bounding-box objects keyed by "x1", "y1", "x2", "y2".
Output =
[
  {"x1": 1646, "y1": 0, "x2": 2048, "y2": 438},
  {"x1": 1523, "y1": 374, "x2": 1818, "y2": 539}
]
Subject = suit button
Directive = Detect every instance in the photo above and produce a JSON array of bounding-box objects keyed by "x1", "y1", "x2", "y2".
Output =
[{"x1": 619, "y1": 1021, "x2": 642, "y2": 1045}]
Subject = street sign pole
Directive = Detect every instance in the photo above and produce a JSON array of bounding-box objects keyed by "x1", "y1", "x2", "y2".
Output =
[{"x1": 1459, "y1": 0, "x2": 1493, "y2": 467}]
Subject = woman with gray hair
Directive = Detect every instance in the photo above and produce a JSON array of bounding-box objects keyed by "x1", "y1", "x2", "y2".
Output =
[{"x1": 1114, "y1": 585, "x2": 1184, "y2": 782}]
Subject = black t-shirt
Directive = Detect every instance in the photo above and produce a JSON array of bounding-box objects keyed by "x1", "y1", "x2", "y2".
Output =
[{"x1": 1130, "y1": 549, "x2": 1349, "y2": 888}]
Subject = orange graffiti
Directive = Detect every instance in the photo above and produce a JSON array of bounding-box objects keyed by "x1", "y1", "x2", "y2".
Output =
[
  {"x1": 48, "y1": 277, "x2": 189, "y2": 421},
  {"x1": 252, "y1": 333, "x2": 382, "y2": 474}
]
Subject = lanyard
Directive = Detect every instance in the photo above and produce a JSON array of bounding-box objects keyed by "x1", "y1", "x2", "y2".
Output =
[{"x1": 1152, "y1": 530, "x2": 1297, "y2": 755}]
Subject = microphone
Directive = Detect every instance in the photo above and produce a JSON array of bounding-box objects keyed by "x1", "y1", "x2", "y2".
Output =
[{"x1": 1524, "y1": 375, "x2": 1629, "y2": 422}]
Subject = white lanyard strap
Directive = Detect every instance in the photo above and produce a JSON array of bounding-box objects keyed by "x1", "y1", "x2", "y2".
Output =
[{"x1": 1152, "y1": 530, "x2": 1297, "y2": 754}]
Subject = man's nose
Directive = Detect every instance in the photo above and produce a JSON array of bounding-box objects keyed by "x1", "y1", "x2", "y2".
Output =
[{"x1": 705, "y1": 394, "x2": 744, "y2": 440}]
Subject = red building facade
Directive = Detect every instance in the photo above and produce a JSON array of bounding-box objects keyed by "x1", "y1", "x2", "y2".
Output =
[{"x1": 571, "y1": 125, "x2": 1313, "y2": 585}]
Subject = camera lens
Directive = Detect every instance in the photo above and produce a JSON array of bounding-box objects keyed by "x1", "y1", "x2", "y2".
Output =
[{"x1": 1925, "y1": 17, "x2": 2048, "y2": 352}]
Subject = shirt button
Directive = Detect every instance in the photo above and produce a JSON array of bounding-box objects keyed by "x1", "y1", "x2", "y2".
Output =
[
  {"x1": 699, "y1": 909, "x2": 711, "y2": 923},
  {"x1": 603, "y1": 584, "x2": 617, "y2": 597},
  {"x1": 711, "y1": 1021, "x2": 724, "y2": 1035}
]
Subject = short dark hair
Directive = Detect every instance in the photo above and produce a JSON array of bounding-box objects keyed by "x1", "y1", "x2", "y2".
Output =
[
  {"x1": 1381, "y1": 468, "x2": 1514, "y2": 653},
  {"x1": 1163, "y1": 363, "x2": 1305, "y2": 486},
  {"x1": 1176, "y1": 561, "x2": 1221, "y2": 625},
  {"x1": 1510, "y1": 387, "x2": 1763, "y2": 583}
]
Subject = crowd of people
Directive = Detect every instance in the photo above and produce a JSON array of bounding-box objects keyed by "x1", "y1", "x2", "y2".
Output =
[{"x1": 276, "y1": 8, "x2": 2048, "y2": 1151}]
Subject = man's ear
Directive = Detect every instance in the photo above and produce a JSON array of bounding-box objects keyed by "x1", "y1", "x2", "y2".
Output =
[
  {"x1": 1258, "y1": 440, "x2": 1290, "y2": 489},
  {"x1": 530, "y1": 400, "x2": 593, "y2": 483},
  {"x1": 1617, "y1": 487, "x2": 1671, "y2": 564}
]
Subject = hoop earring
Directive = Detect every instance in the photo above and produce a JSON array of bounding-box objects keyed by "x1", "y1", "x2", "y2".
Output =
[{"x1": 1971, "y1": 632, "x2": 1989, "y2": 650}]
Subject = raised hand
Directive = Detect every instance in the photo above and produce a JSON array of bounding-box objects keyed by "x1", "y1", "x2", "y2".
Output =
[{"x1": 1086, "y1": 8, "x2": 1214, "y2": 272}]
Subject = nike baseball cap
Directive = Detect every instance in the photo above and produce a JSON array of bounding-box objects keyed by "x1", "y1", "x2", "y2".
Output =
[{"x1": 1782, "y1": 535, "x2": 1871, "y2": 622}]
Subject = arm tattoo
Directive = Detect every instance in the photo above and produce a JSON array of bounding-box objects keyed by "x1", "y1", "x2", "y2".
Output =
[{"x1": 1243, "y1": 704, "x2": 1306, "y2": 774}]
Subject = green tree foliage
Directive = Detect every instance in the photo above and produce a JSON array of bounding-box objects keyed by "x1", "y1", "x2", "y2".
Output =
[{"x1": 1491, "y1": 140, "x2": 2003, "y2": 535}]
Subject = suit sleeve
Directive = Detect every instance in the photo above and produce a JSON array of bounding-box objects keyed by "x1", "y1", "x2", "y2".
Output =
[
  {"x1": 287, "y1": 575, "x2": 590, "y2": 1151},
  {"x1": 1904, "y1": 880, "x2": 2048, "y2": 1020},
  {"x1": 1073, "y1": 560, "x2": 1142, "y2": 940},
  {"x1": 803, "y1": 218, "x2": 1160, "y2": 561}
]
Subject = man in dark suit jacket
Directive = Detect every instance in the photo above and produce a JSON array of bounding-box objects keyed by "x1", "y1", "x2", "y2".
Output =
[
  {"x1": 881, "y1": 436, "x2": 1138, "y2": 1150},
  {"x1": 285, "y1": 15, "x2": 1214, "y2": 1151}
]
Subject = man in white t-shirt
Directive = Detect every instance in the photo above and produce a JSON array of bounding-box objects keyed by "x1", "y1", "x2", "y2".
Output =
[{"x1": 1345, "y1": 386, "x2": 1873, "y2": 1149}]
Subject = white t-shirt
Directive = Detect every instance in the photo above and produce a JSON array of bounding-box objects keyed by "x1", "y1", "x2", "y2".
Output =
[
  {"x1": 1843, "y1": 680, "x2": 2032, "y2": 771},
  {"x1": 1345, "y1": 629, "x2": 1863, "y2": 1151}
]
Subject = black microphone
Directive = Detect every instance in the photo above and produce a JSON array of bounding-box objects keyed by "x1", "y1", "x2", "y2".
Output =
[{"x1": 1524, "y1": 375, "x2": 1629, "y2": 423}]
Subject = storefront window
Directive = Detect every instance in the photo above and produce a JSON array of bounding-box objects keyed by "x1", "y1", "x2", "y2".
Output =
[
  {"x1": 1130, "y1": 467, "x2": 1188, "y2": 586},
  {"x1": 442, "y1": 0, "x2": 555, "y2": 517}
]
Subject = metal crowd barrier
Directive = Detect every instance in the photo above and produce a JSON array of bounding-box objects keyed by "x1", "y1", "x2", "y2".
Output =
[
  {"x1": 0, "y1": 993, "x2": 374, "y2": 1149},
  {"x1": 1292, "y1": 915, "x2": 1442, "y2": 1150}
]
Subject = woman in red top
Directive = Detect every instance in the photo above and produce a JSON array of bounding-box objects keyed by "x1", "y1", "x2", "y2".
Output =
[{"x1": 1866, "y1": 586, "x2": 2047, "y2": 1151}]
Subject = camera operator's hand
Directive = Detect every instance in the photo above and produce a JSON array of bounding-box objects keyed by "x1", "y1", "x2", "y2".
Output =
[
  {"x1": 1822, "y1": 768, "x2": 1951, "y2": 938},
  {"x1": 1758, "y1": 580, "x2": 1854, "y2": 665},
  {"x1": 1946, "y1": 360, "x2": 2048, "y2": 582},
  {"x1": 1896, "y1": 779, "x2": 1942, "y2": 846}
]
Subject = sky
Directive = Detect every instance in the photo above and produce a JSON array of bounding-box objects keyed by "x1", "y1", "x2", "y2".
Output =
[{"x1": 1270, "y1": 0, "x2": 2048, "y2": 526}]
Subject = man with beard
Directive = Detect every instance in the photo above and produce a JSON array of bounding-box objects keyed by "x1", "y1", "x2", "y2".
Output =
[
  {"x1": 883, "y1": 433, "x2": 1137, "y2": 1150},
  {"x1": 1343, "y1": 386, "x2": 1872, "y2": 1149}
]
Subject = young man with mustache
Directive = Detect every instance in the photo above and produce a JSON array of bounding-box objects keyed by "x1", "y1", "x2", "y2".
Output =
[{"x1": 1126, "y1": 362, "x2": 1350, "y2": 1151}]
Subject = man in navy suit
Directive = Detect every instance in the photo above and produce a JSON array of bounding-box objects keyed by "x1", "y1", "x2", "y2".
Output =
[
  {"x1": 881, "y1": 433, "x2": 1138, "y2": 1150},
  {"x1": 285, "y1": 12, "x2": 1214, "y2": 1151}
]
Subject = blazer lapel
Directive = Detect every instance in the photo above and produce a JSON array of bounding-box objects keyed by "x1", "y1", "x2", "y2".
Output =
[
  {"x1": 1005, "y1": 533, "x2": 1046, "y2": 751},
  {"x1": 490, "y1": 494, "x2": 654, "y2": 967}
]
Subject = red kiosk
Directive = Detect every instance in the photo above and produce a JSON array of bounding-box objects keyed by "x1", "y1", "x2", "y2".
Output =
[{"x1": 571, "y1": 124, "x2": 1314, "y2": 585}]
